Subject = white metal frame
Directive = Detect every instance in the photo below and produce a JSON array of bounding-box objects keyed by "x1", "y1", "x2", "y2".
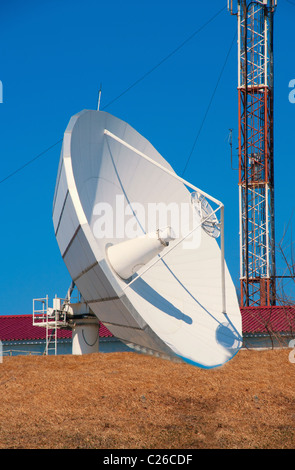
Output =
[
  {"x1": 104, "y1": 129, "x2": 227, "y2": 315},
  {"x1": 33, "y1": 296, "x2": 67, "y2": 355},
  {"x1": 239, "y1": 2, "x2": 269, "y2": 89}
]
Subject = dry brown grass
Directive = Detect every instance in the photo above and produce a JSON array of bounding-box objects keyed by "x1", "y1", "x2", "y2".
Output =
[{"x1": 0, "y1": 349, "x2": 295, "y2": 449}]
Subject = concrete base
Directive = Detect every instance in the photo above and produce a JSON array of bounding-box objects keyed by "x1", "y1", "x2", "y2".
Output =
[{"x1": 72, "y1": 323, "x2": 99, "y2": 355}]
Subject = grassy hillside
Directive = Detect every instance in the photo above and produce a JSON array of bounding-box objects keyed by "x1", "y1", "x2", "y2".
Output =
[{"x1": 0, "y1": 349, "x2": 295, "y2": 449}]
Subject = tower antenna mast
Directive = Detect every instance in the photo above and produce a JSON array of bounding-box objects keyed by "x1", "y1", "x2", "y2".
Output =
[{"x1": 228, "y1": 0, "x2": 277, "y2": 307}]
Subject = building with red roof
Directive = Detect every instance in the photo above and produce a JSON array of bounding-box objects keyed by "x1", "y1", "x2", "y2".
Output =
[
  {"x1": 241, "y1": 305, "x2": 295, "y2": 349},
  {"x1": 0, "y1": 314, "x2": 131, "y2": 356},
  {"x1": 1, "y1": 306, "x2": 295, "y2": 356}
]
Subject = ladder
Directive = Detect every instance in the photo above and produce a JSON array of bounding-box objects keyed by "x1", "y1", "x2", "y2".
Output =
[
  {"x1": 33, "y1": 296, "x2": 67, "y2": 355},
  {"x1": 44, "y1": 316, "x2": 58, "y2": 356}
]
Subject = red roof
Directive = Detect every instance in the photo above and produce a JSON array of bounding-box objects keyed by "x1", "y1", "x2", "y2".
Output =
[
  {"x1": 241, "y1": 306, "x2": 295, "y2": 334},
  {"x1": 2, "y1": 307, "x2": 294, "y2": 341},
  {"x1": 0, "y1": 315, "x2": 113, "y2": 341}
]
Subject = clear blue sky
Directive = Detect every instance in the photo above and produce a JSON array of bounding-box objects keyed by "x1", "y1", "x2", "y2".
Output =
[{"x1": 0, "y1": 0, "x2": 294, "y2": 315}]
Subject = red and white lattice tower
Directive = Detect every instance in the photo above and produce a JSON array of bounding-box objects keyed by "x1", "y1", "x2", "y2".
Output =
[{"x1": 228, "y1": 0, "x2": 277, "y2": 307}]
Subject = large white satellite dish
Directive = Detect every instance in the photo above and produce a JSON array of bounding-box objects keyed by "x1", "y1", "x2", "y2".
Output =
[{"x1": 53, "y1": 109, "x2": 242, "y2": 368}]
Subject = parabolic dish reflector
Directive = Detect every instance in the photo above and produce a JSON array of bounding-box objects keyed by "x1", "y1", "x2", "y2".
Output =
[{"x1": 53, "y1": 109, "x2": 242, "y2": 368}]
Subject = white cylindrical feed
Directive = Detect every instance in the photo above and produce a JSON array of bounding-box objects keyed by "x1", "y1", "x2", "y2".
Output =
[{"x1": 107, "y1": 227, "x2": 175, "y2": 280}]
